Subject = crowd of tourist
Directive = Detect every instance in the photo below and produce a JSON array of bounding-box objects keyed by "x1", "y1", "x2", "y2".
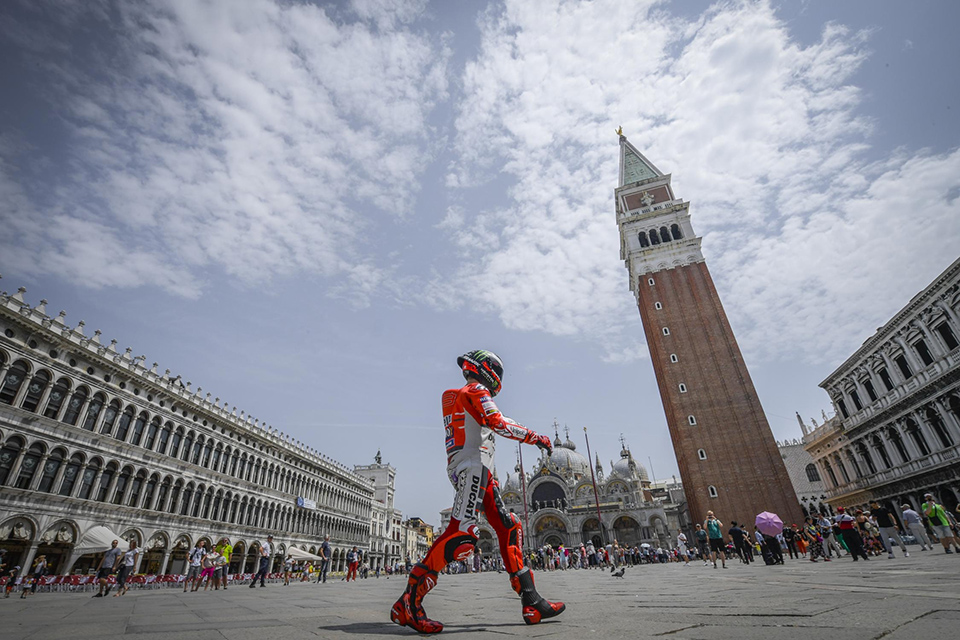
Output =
[{"x1": 2, "y1": 494, "x2": 958, "y2": 597}]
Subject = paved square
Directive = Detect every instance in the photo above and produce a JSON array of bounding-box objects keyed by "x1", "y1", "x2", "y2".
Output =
[{"x1": 3, "y1": 552, "x2": 959, "y2": 639}]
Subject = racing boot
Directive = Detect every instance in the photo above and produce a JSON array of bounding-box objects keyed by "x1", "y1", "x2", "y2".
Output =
[
  {"x1": 510, "y1": 566, "x2": 565, "y2": 625},
  {"x1": 390, "y1": 563, "x2": 443, "y2": 634}
]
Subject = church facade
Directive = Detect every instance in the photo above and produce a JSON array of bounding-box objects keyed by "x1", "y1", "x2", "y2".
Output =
[
  {"x1": 441, "y1": 431, "x2": 671, "y2": 555},
  {"x1": 614, "y1": 135, "x2": 802, "y2": 528}
]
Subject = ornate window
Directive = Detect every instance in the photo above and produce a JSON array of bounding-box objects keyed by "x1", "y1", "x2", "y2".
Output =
[
  {"x1": 43, "y1": 378, "x2": 71, "y2": 419},
  {"x1": 894, "y1": 354, "x2": 912, "y2": 380},
  {"x1": 76, "y1": 459, "x2": 100, "y2": 500},
  {"x1": 849, "y1": 388, "x2": 863, "y2": 411},
  {"x1": 145, "y1": 418, "x2": 161, "y2": 450},
  {"x1": 82, "y1": 392, "x2": 105, "y2": 431},
  {"x1": 935, "y1": 322, "x2": 959, "y2": 350},
  {"x1": 58, "y1": 454, "x2": 83, "y2": 496},
  {"x1": 906, "y1": 419, "x2": 930, "y2": 456},
  {"x1": 0, "y1": 438, "x2": 24, "y2": 485},
  {"x1": 877, "y1": 368, "x2": 894, "y2": 391},
  {"x1": 888, "y1": 427, "x2": 910, "y2": 463},
  {"x1": 157, "y1": 423, "x2": 172, "y2": 455},
  {"x1": 804, "y1": 463, "x2": 820, "y2": 482},
  {"x1": 113, "y1": 466, "x2": 132, "y2": 505},
  {"x1": 926, "y1": 408, "x2": 953, "y2": 448},
  {"x1": 914, "y1": 339, "x2": 934, "y2": 366},
  {"x1": 0, "y1": 360, "x2": 28, "y2": 405},
  {"x1": 14, "y1": 443, "x2": 44, "y2": 489},
  {"x1": 871, "y1": 434, "x2": 892, "y2": 468},
  {"x1": 649, "y1": 229, "x2": 660, "y2": 245},
  {"x1": 127, "y1": 470, "x2": 146, "y2": 507},
  {"x1": 100, "y1": 400, "x2": 121, "y2": 435},
  {"x1": 96, "y1": 462, "x2": 117, "y2": 502},
  {"x1": 115, "y1": 406, "x2": 135, "y2": 442},
  {"x1": 37, "y1": 448, "x2": 64, "y2": 492},
  {"x1": 20, "y1": 370, "x2": 50, "y2": 412},
  {"x1": 861, "y1": 378, "x2": 877, "y2": 402}
]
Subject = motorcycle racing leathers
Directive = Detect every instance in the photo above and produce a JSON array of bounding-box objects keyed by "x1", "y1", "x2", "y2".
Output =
[{"x1": 390, "y1": 381, "x2": 565, "y2": 633}]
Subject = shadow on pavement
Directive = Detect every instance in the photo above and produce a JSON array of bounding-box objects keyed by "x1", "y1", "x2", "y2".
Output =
[{"x1": 319, "y1": 621, "x2": 537, "y2": 635}]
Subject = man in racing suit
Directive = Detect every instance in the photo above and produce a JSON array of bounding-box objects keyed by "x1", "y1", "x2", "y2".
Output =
[{"x1": 391, "y1": 350, "x2": 565, "y2": 634}]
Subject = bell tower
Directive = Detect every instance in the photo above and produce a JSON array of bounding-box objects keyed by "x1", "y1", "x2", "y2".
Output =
[{"x1": 614, "y1": 134, "x2": 801, "y2": 528}]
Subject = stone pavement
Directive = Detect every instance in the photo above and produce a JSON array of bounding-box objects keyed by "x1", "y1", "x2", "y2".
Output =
[{"x1": 2, "y1": 552, "x2": 959, "y2": 639}]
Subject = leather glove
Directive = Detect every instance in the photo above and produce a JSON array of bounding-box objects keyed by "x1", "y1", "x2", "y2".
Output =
[{"x1": 530, "y1": 433, "x2": 553, "y2": 454}]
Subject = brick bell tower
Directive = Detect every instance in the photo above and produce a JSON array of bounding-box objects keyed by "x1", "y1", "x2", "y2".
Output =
[{"x1": 614, "y1": 133, "x2": 801, "y2": 529}]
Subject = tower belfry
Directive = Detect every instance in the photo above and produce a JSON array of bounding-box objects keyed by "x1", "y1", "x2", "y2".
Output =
[{"x1": 614, "y1": 133, "x2": 801, "y2": 527}]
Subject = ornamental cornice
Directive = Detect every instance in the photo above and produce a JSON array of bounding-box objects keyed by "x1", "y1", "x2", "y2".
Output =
[
  {"x1": 0, "y1": 285, "x2": 370, "y2": 486},
  {"x1": 820, "y1": 257, "x2": 960, "y2": 388}
]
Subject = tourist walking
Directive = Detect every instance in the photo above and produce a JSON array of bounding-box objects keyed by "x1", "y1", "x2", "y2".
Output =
[
  {"x1": 704, "y1": 511, "x2": 726, "y2": 569},
  {"x1": 215, "y1": 537, "x2": 232, "y2": 589},
  {"x1": 198, "y1": 550, "x2": 219, "y2": 591},
  {"x1": 802, "y1": 517, "x2": 829, "y2": 562},
  {"x1": 869, "y1": 501, "x2": 908, "y2": 558},
  {"x1": 21, "y1": 555, "x2": 47, "y2": 598},
  {"x1": 693, "y1": 524, "x2": 709, "y2": 565},
  {"x1": 835, "y1": 508, "x2": 868, "y2": 561},
  {"x1": 818, "y1": 514, "x2": 844, "y2": 558},
  {"x1": 783, "y1": 525, "x2": 799, "y2": 560},
  {"x1": 93, "y1": 539, "x2": 123, "y2": 598},
  {"x1": 901, "y1": 504, "x2": 932, "y2": 550},
  {"x1": 727, "y1": 521, "x2": 750, "y2": 565},
  {"x1": 676, "y1": 532, "x2": 690, "y2": 566},
  {"x1": 283, "y1": 555, "x2": 293, "y2": 585},
  {"x1": 4, "y1": 564, "x2": 19, "y2": 598},
  {"x1": 921, "y1": 493, "x2": 960, "y2": 554},
  {"x1": 115, "y1": 540, "x2": 139, "y2": 596},
  {"x1": 318, "y1": 535, "x2": 331, "y2": 583},
  {"x1": 184, "y1": 539, "x2": 206, "y2": 593},
  {"x1": 346, "y1": 546, "x2": 359, "y2": 582},
  {"x1": 250, "y1": 535, "x2": 273, "y2": 588}
]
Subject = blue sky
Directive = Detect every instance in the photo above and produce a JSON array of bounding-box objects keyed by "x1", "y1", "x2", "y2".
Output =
[{"x1": 2, "y1": 0, "x2": 959, "y2": 524}]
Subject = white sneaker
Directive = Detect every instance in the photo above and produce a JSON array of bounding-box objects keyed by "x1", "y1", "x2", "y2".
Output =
[{"x1": 904, "y1": 552, "x2": 910, "y2": 557}]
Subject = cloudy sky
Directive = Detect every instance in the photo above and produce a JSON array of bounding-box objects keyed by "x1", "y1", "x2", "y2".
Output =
[{"x1": 2, "y1": 0, "x2": 959, "y2": 524}]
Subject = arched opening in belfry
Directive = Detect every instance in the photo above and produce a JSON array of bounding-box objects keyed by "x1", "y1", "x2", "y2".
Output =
[
  {"x1": 671, "y1": 224, "x2": 683, "y2": 240},
  {"x1": 649, "y1": 229, "x2": 660, "y2": 245},
  {"x1": 638, "y1": 231, "x2": 649, "y2": 247}
]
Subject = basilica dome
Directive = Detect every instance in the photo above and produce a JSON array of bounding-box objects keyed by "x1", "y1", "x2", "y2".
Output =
[
  {"x1": 610, "y1": 447, "x2": 649, "y2": 483},
  {"x1": 544, "y1": 438, "x2": 590, "y2": 479}
]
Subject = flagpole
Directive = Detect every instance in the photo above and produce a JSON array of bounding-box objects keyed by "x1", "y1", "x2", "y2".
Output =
[
  {"x1": 583, "y1": 426, "x2": 605, "y2": 546},
  {"x1": 518, "y1": 444, "x2": 530, "y2": 554}
]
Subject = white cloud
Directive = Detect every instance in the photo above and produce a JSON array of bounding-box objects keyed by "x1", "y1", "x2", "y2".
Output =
[
  {"x1": 0, "y1": 0, "x2": 447, "y2": 299},
  {"x1": 444, "y1": 0, "x2": 960, "y2": 365}
]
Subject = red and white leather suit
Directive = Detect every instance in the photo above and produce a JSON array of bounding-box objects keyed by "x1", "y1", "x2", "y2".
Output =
[{"x1": 422, "y1": 381, "x2": 543, "y2": 574}]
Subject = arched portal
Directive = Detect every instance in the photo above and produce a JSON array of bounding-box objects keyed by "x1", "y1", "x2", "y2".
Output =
[
  {"x1": 37, "y1": 520, "x2": 78, "y2": 574},
  {"x1": 613, "y1": 515, "x2": 641, "y2": 547},
  {"x1": 581, "y1": 518, "x2": 602, "y2": 548}
]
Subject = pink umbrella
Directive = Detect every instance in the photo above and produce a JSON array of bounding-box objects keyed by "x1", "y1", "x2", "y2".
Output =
[{"x1": 755, "y1": 511, "x2": 784, "y2": 536}]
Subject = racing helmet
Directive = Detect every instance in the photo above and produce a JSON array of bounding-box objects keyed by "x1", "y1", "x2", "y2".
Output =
[{"x1": 457, "y1": 350, "x2": 504, "y2": 396}]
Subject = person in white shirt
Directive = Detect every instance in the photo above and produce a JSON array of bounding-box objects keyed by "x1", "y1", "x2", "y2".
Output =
[
  {"x1": 250, "y1": 535, "x2": 273, "y2": 588},
  {"x1": 116, "y1": 540, "x2": 140, "y2": 596},
  {"x1": 676, "y1": 532, "x2": 690, "y2": 566}
]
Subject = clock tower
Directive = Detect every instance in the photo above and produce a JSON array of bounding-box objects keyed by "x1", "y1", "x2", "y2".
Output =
[{"x1": 615, "y1": 134, "x2": 801, "y2": 528}]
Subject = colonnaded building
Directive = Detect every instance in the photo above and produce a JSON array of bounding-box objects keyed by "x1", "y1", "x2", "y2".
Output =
[
  {"x1": 804, "y1": 257, "x2": 960, "y2": 516},
  {"x1": 0, "y1": 283, "x2": 383, "y2": 575},
  {"x1": 441, "y1": 429, "x2": 673, "y2": 553}
]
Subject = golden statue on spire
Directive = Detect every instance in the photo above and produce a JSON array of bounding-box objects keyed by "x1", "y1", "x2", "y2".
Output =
[{"x1": 615, "y1": 125, "x2": 623, "y2": 137}]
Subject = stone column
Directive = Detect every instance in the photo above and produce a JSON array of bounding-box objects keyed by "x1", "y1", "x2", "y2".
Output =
[
  {"x1": 911, "y1": 409, "x2": 942, "y2": 453},
  {"x1": 36, "y1": 382, "x2": 55, "y2": 418},
  {"x1": 915, "y1": 321, "x2": 944, "y2": 358},
  {"x1": 105, "y1": 470, "x2": 121, "y2": 505},
  {"x1": 158, "y1": 550, "x2": 172, "y2": 575},
  {"x1": 20, "y1": 541, "x2": 41, "y2": 576},
  {"x1": 51, "y1": 457, "x2": 70, "y2": 494},
  {"x1": 933, "y1": 397, "x2": 960, "y2": 441}
]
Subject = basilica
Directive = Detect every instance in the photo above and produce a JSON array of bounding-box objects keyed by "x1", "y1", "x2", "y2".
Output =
[{"x1": 442, "y1": 428, "x2": 672, "y2": 555}]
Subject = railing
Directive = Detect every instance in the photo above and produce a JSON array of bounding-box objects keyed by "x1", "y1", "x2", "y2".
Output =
[{"x1": 825, "y1": 443, "x2": 960, "y2": 499}]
